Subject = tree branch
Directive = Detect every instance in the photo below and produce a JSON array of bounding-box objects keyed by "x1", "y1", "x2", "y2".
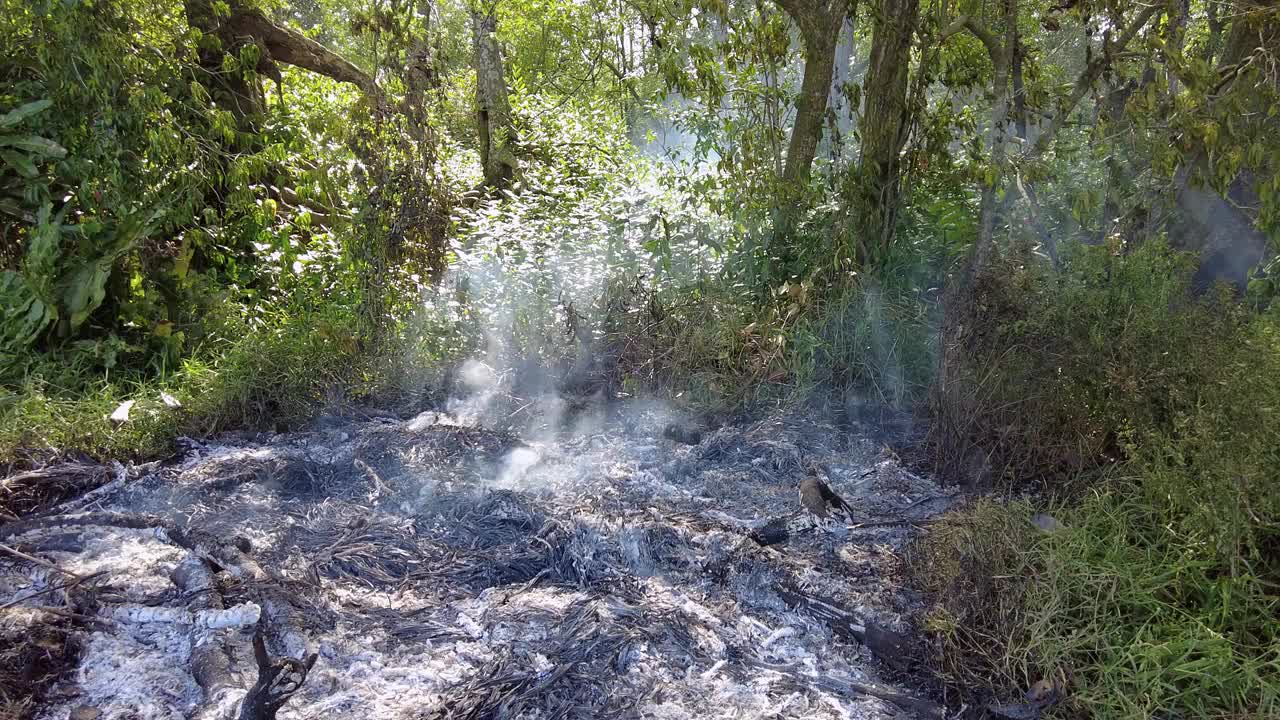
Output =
[
  {"x1": 227, "y1": 8, "x2": 378, "y2": 93},
  {"x1": 1024, "y1": 3, "x2": 1162, "y2": 159},
  {"x1": 600, "y1": 56, "x2": 644, "y2": 104},
  {"x1": 939, "y1": 14, "x2": 1002, "y2": 62}
]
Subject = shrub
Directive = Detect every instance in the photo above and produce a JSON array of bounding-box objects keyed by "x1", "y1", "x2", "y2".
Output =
[{"x1": 915, "y1": 238, "x2": 1280, "y2": 718}]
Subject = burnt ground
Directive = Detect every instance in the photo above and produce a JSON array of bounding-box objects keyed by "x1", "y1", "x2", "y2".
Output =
[{"x1": 1, "y1": 401, "x2": 958, "y2": 720}]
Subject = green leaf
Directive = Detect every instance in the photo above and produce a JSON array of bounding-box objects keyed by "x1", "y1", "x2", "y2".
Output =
[
  {"x1": 172, "y1": 236, "x2": 194, "y2": 281},
  {"x1": 0, "y1": 100, "x2": 53, "y2": 129},
  {"x1": 63, "y1": 259, "x2": 112, "y2": 330},
  {"x1": 0, "y1": 271, "x2": 54, "y2": 346},
  {"x1": 27, "y1": 204, "x2": 63, "y2": 269},
  {"x1": 0, "y1": 135, "x2": 67, "y2": 158},
  {"x1": 1, "y1": 150, "x2": 40, "y2": 178}
]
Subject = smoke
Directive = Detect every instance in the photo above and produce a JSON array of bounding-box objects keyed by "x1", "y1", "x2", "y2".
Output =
[
  {"x1": 631, "y1": 95, "x2": 720, "y2": 171},
  {"x1": 859, "y1": 282, "x2": 905, "y2": 408},
  {"x1": 1170, "y1": 168, "x2": 1269, "y2": 291},
  {"x1": 493, "y1": 444, "x2": 543, "y2": 489},
  {"x1": 403, "y1": 151, "x2": 726, "y2": 490}
]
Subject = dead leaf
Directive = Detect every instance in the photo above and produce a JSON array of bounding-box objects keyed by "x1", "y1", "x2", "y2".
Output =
[
  {"x1": 1030, "y1": 513, "x2": 1065, "y2": 533},
  {"x1": 109, "y1": 400, "x2": 135, "y2": 426}
]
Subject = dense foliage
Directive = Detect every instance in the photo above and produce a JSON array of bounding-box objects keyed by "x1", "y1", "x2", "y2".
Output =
[
  {"x1": 914, "y1": 241, "x2": 1280, "y2": 717},
  {"x1": 1, "y1": 0, "x2": 1277, "y2": 717}
]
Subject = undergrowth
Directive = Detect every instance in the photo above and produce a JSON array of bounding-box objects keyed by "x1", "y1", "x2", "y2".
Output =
[
  {"x1": 913, "y1": 239, "x2": 1280, "y2": 719},
  {"x1": 0, "y1": 305, "x2": 392, "y2": 464},
  {"x1": 602, "y1": 274, "x2": 936, "y2": 413}
]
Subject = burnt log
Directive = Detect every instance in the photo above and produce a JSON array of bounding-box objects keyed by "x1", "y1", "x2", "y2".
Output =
[{"x1": 172, "y1": 557, "x2": 242, "y2": 720}]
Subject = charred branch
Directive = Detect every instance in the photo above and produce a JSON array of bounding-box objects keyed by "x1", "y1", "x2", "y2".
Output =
[{"x1": 238, "y1": 631, "x2": 318, "y2": 720}]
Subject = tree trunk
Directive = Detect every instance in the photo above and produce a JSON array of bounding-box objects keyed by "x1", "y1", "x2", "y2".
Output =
[
  {"x1": 855, "y1": 0, "x2": 920, "y2": 259},
  {"x1": 1167, "y1": 0, "x2": 1190, "y2": 95},
  {"x1": 1206, "y1": 0, "x2": 1225, "y2": 60},
  {"x1": 783, "y1": 24, "x2": 841, "y2": 183},
  {"x1": 392, "y1": 0, "x2": 450, "y2": 280},
  {"x1": 404, "y1": 0, "x2": 439, "y2": 146},
  {"x1": 763, "y1": 0, "x2": 847, "y2": 276},
  {"x1": 472, "y1": 10, "x2": 519, "y2": 190},
  {"x1": 775, "y1": 0, "x2": 848, "y2": 184},
  {"x1": 972, "y1": 0, "x2": 1015, "y2": 275},
  {"x1": 828, "y1": 18, "x2": 857, "y2": 147},
  {"x1": 1011, "y1": 36, "x2": 1028, "y2": 140},
  {"x1": 185, "y1": 0, "x2": 266, "y2": 124},
  {"x1": 1218, "y1": 0, "x2": 1280, "y2": 72}
]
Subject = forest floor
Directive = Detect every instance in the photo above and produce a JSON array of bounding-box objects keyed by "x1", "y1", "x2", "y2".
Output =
[{"x1": 1, "y1": 399, "x2": 960, "y2": 719}]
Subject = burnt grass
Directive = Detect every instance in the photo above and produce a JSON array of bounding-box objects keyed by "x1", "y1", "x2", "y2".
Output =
[{"x1": 0, "y1": 399, "x2": 957, "y2": 719}]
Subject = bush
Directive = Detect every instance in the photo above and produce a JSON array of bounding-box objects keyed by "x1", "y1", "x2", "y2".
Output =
[
  {"x1": 936, "y1": 238, "x2": 1245, "y2": 483},
  {"x1": 915, "y1": 239, "x2": 1280, "y2": 718}
]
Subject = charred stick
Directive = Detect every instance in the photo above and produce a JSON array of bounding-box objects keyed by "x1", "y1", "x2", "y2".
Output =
[
  {"x1": 0, "y1": 542, "x2": 79, "y2": 578},
  {"x1": 238, "y1": 629, "x2": 318, "y2": 720},
  {"x1": 757, "y1": 660, "x2": 943, "y2": 719},
  {"x1": 813, "y1": 674, "x2": 943, "y2": 719},
  {"x1": 0, "y1": 511, "x2": 177, "y2": 542},
  {"x1": 0, "y1": 569, "x2": 107, "y2": 609},
  {"x1": 19, "y1": 605, "x2": 116, "y2": 629}
]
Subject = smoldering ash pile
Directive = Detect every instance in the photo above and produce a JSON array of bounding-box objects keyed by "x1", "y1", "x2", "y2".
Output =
[{"x1": 1, "y1": 399, "x2": 954, "y2": 719}]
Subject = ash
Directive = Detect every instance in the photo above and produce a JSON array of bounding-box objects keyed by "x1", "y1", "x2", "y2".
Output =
[{"x1": 2, "y1": 402, "x2": 956, "y2": 720}]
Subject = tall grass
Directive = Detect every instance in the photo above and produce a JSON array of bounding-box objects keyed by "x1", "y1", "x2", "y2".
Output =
[{"x1": 913, "y1": 239, "x2": 1280, "y2": 718}]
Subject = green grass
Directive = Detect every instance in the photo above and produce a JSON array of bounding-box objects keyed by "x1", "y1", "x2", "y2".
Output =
[
  {"x1": 913, "y1": 240, "x2": 1280, "y2": 719},
  {"x1": 916, "y1": 478, "x2": 1279, "y2": 719},
  {"x1": 0, "y1": 306, "x2": 390, "y2": 464}
]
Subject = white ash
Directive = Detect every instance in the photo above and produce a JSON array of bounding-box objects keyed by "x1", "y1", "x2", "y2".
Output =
[
  {"x1": 55, "y1": 527, "x2": 186, "y2": 601},
  {"x1": 10, "y1": 406, "x2": 951, "y2": 720},
  {"x1": 100, "y1": 602, "x2": 261, "y2": 629},
  {"x1": 48, "y1": 618, "x2": 204, "y2": 720}
]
